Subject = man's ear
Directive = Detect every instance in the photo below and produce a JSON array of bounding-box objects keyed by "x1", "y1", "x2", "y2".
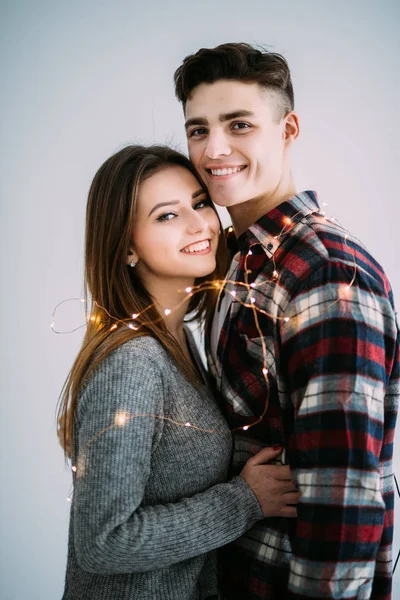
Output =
[{"x1": 283, "y1": 111, "x2": 300, "y2": 144}]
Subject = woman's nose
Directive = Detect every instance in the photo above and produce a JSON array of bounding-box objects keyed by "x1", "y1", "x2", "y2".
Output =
[{"x1": 186, "y1": 210, "x2": 207, "y2": 235}]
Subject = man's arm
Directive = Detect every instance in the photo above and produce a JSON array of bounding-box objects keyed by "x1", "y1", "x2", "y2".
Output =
[{"x1": 280, "y1": 260, "x2": 398, "y2": 599}]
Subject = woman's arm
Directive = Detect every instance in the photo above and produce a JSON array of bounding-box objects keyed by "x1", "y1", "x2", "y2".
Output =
[{"x1": 72, "y1": 341, "x2": 290, "y2": 574}]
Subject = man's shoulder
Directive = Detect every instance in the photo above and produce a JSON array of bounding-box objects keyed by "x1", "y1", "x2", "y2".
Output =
[{"x1": 281, "y1": 211, "x2": 387, "y2": 284}]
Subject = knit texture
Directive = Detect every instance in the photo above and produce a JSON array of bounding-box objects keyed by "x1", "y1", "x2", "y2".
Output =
[{"x1": 63, "y1": 331, "x2": 262, "y2": 600}]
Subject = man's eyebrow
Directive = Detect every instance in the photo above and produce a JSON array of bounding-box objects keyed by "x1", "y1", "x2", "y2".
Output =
[
  {"x1": 219, "y1": 109, "x2": 255, "y2": 122},
  {"x1": 185, "y1": 117, "x2": 208, "y2": 130},
  {"x1": 185, "y1": 110, "x2": 255, "y2": 130},
  {"x1": 148, "y1": 190, "x2": 206, "y2": 217}
]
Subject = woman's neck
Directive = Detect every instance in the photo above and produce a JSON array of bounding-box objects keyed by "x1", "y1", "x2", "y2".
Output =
[{"x1": 141, "y1": 275, "x2": 194, "y2": 339}]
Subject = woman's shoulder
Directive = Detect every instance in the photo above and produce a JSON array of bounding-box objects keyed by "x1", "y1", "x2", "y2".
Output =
[
  {"x1": 82, "y1": 335, "x2": 169, "y2": 387},
  {"x1": 99, "y1": 335, "x2": 171, "y2": 374},
  {"x1": 79, "y1": 336, "x2": 168, "y2": 405},
  {"x1": 113, "y1": 334, "x2": 168, "y2": 357}
]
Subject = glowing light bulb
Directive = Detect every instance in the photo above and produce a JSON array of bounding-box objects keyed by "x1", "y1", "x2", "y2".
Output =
[
  {"x1": 66, "y1": 497, "x2": 71, "y2": 502},
  {"x1": 248, "y1": 249, "x2": 253, "y2": 255},
  {"x1": 262, "y1": 368, "x2": 269, "y2": 375},
  {"x1": 250, "y1": 282, "x2": 256, "y2": 288},
  {"x1": 132, "y1": 313, "x2": 138, "y2": 319},
  {"x1": 164, "y1": 309, "x2": 171, "y2": 316},
  {"x1": 231, "y1": 290, "x2": 236, "y2": 297},
  {"x1": 243, "y1": 425, "x2": 249, "y2": 431},
  {"x1": 72, "y1": 465, "x2": 77, "y2": 472},
  {"x1": 250, "y1": 298, "x2": 256, "y2": 304},
  {"x1": 272, "y1": 270, "x2": 278, "y2": 278},
  {"x1": 110, "y1": 324, "x2": 117, "y2": 331},
  {"x1": 115, "y1": 412, "x2": 127, "y2": 426},
  {"x1": 80, "y1": 298, "x2": 85, "y2": 303},
  {"x1": 185, "y1": 422, "x2": 191, "y2": 427},
  {"x1": 284, "y1": 317, "x2": 290, "y2": 322},
  {"x1": 90, "y1": 316, "x2": 95, "y2": 322},
  {"x1": 185, "y1": 287, "x2": 192, "y2": 293},
  {"x1": 228, "y1": 226, "x2": 233, "y2": 233},
  {"x1": 284, "y1": 217, "x2": 292, "y2": 225}
]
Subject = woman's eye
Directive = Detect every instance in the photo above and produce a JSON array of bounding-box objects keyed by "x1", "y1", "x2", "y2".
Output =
[
  {"x1": 194, "y1": 199, "x2": 209, "y2": 209},
  {"x1": 156, "y1": 212, "x2": 176, "y2": 222},
  {"x1": 232, "y1": 122, "x2": 250, "y2": 130}
]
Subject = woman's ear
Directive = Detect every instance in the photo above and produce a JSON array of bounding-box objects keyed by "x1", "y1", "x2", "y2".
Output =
[{"x1": 126, "y1": 249, "x2": 139, "y2": 267}]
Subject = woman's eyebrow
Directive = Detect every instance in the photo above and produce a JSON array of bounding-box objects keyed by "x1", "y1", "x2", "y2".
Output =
[
  {"x1": 148, "y1": 190, "x2": 206, "y2": 217},
  {"x1": 148, "y1": 200, "x2": 179, "y2": 217}
]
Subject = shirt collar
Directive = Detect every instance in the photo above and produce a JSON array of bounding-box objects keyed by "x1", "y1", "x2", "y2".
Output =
[{"x1": 236, "y1": 190, "x2": 320, "y2": 255}]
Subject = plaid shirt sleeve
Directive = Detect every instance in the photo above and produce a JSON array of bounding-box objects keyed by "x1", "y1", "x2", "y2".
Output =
[{"x1": 280, "y1": 259, "x2": 399, "y2": 600}]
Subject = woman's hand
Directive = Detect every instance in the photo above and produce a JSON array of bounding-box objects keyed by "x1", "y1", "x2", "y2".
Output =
[{"x1": 240, "y1": 446, "x2": 299, "y2": 518}]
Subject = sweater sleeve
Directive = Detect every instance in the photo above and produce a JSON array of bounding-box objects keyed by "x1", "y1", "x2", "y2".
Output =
[
  {"x1": 280, "y1": 261, "x2": 398, "y2": 599},
  {"x1": 72, "y1": 341, "x2": 262, "y2": 575}
]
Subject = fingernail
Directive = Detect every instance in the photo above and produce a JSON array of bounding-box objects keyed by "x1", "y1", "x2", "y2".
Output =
[{"x1": 273, "y1": 445, "x2": 282, "y2": 450}]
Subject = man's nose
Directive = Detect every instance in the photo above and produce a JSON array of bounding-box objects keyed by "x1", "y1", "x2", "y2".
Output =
[{"x1": 205, "y1": 130, "x2": 231, "y2": 160}]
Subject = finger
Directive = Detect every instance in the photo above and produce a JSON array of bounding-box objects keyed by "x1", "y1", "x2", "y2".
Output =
[
  {"x1": 248, "y1": 446, "x2": 283, "y2": 466},
  {"x1": 277, "y1": 482, "x2": 299, "y2": 494},
  {"x1": 278, "y1": 506, "x2": 297, "y2": 518},
  {"x1": 281, "y1": 492, "x2": 301, "y2": 504},
  {"x1": 275, "y1": 466, "x2": 294, "y2": 480},
  {"x1": 257, "y1": 465, "x2": 293, "y2": 480}
]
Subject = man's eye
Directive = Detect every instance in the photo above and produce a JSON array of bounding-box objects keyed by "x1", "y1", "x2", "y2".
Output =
[
  {"x1": 156, "y1": 212, "x2": 176, "y2": 222},
  {"x1": 232, "y1": 122, "x2": 250, "y2": 130},
  {"x1": 189, "y1": 128, "x2": 207, "y2": 138}
]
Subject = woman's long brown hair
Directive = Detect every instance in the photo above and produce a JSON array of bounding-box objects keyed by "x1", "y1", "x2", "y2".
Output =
[{"x1": 57, "y1": 145, "x2": 227, "y2": 456}]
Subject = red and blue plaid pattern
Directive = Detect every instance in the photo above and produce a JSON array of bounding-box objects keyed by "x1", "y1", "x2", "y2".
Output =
[{"x1": 207, "y1": 191, "x2": 399, "y2": 599}]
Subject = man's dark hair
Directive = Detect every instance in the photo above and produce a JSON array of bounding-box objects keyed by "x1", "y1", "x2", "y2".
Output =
[{"x1": 174, "y1": 42, "x2": 294, "y2": 119}]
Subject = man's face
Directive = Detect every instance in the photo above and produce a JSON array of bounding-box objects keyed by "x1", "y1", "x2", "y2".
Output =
[{"x1": 185, "y1": 80, "x2": 293, "y2": 208}]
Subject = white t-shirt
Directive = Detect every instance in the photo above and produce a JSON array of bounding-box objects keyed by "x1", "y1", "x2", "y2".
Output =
[{"x1": 210, "y1": 254, "x2": 239, "y2": 367}]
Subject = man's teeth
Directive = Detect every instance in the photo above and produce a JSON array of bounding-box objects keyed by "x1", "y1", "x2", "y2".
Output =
[
  {"x1": 210, "y1": 166, "x2": 244, "y2": 176},
  {"x1": 182, "y1": 240, "x2": 210, "y2": 254}
]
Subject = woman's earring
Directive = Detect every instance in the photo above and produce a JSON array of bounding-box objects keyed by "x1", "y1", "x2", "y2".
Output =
[{"x1": 130, "y1": 260, "x2": 136, "y2": 268}]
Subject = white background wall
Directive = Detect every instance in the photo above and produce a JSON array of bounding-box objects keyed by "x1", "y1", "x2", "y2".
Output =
[{"x1": 1, "y1": 1, "x2": 399, "y2": 598}]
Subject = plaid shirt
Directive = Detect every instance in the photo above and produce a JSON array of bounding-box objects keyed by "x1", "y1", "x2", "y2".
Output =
[{"x1": 206, "y1": 191, "x2": 399, "y2": 600}]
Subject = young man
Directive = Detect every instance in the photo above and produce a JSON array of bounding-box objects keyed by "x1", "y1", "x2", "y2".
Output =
[{"x1": 174, "y1": 43, "x2": 400, "y2": 599}]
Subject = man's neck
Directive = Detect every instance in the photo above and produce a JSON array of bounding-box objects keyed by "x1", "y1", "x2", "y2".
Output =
[{"x1": 229, "y1": 180, "x2": 297, "y2": 237}]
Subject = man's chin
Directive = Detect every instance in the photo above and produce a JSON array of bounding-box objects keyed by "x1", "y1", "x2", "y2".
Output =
[{"x1": 210, "y1": 195, "x2": 247, "y2": 208}]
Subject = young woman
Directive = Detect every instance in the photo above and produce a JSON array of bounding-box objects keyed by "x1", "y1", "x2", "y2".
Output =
[{"x1": 58, "y1": 145, "x2": 298, "y2": 600}]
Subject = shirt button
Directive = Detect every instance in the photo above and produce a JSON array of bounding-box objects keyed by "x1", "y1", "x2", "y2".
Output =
[{"x1": 267, "y1": 242, "x2": 274, "y2": 251}]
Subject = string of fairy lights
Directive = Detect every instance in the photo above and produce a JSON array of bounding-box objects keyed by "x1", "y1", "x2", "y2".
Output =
[
  {"x1": 52, "y1": 206, "x2": 400, "y2": 574},
  {"x1": 53, "y1": 207, "x2": 358, "y2": 440},
  {"x1": 52, "y1": 206, "x2": 358, "y2": 444}
]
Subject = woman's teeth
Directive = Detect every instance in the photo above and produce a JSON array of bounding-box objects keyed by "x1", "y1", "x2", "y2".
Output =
[{"x1": 181, "y1": 240, "x2": 210, "y2": 253}]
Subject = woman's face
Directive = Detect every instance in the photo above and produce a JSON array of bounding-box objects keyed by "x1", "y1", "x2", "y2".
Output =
[{"x1": 129, "y1": 165, "x2": 220, "y2": 286}]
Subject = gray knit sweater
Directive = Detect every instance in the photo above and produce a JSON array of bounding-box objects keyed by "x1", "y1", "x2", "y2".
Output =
[{"x1": 62, "y1": 332, "x2": 262, "y2": 600}]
